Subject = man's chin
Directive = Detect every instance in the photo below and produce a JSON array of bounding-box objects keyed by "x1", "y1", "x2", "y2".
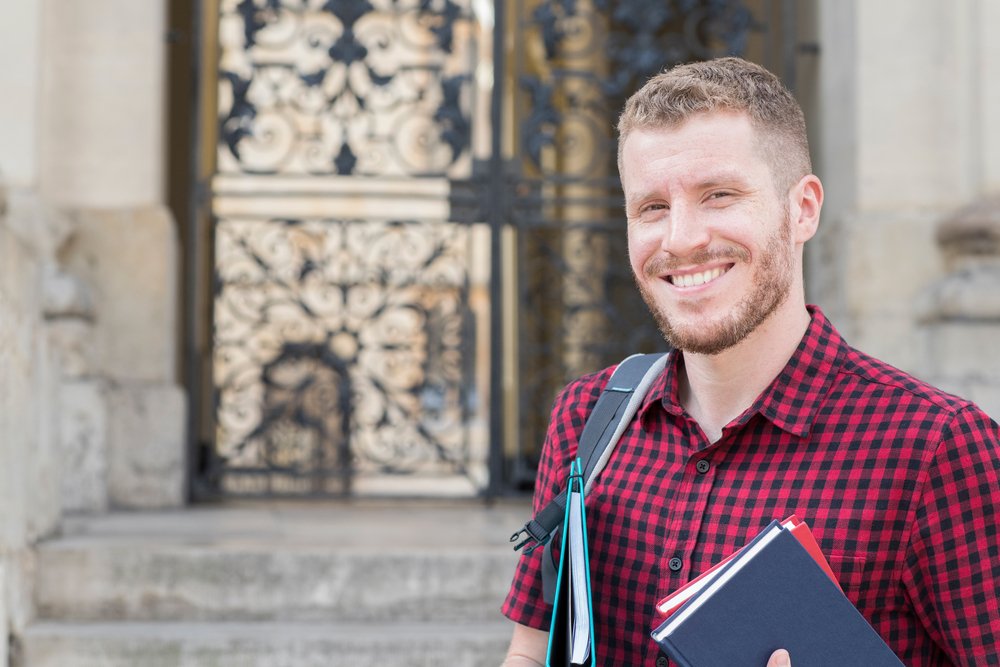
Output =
[
  {"x1": 667, "y1": 331, "x2": 742, "y2": 356},
  {"x1": 660, "y1": 313, "x2": 764, "y2": 356},
  {"x1": 652, "y1": 288, "x2": 790, "y2": 356}
]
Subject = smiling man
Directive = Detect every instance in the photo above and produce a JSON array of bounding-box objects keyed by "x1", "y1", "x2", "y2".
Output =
[{"x1": 501, "y1": 57, "x2": 1000, "y2": 666}]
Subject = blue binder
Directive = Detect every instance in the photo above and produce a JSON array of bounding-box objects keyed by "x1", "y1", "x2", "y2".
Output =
[{"x1": 546, "y1": 458, "x2": 596, "y2": 667}]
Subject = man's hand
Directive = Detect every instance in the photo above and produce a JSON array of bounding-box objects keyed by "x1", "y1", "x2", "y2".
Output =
[{"x1": 767, "y1": 649, "x2": 791, "y2": 666}]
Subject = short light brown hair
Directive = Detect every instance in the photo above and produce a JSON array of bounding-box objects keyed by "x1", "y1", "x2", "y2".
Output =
[{"x1": 617, "y1": 57, "x2": 811, "y2": 193}]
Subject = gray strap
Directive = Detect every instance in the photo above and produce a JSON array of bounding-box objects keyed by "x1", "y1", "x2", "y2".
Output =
[
  {"x1": 582, "y1": 352, "x2": 669, "y2": 495},
  {"x1": 514, "y1": 352, "x2": 669, "y2": 604}
]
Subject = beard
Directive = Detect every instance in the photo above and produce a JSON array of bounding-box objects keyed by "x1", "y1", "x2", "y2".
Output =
[{"x1": 637, "y1": 213, "x2": 794, "y2": 356}]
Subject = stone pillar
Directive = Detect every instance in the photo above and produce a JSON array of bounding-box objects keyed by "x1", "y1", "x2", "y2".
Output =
[
  {"x1": 39, "y1": 0, "x2": 186, "y2": 509},
  {"x1": 0, "y1": 0, "x2": 42, "y2": 191},
  {"x1": 918, "y1": 199, "x2": 1000, "y2": 418},
  {"x1": 0, "y1": 0, "x2": 62, "y2": 660},
  {"x1": 810, "y1": 0, "x2": 1000, "y2": 410},
  {"x1": 0, "y1": 185, "x2": 25, "y2": 667}
]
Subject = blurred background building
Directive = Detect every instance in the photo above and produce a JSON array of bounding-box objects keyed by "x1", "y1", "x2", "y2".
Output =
[{"x1": 0, "y1": 0, "x2": 998, "y2": 664}]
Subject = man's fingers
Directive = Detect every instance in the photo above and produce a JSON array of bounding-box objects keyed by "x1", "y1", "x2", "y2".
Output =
[{"x1": 767, "y1": 649, "x2": 791, "y2": 667}]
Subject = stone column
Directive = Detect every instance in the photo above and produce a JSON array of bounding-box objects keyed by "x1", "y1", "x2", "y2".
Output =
[
  {"x1": 39, "y1": 0, "x2": 186, "y2": 508},
  {"x1": 918, "y1": 199, "x2": 1000, "y2": 417},
  {"x1": 0, "y1": 184, "x2": 28, "y2": 667},
  {"x1": 810, "y1": 0, "x2": 1000, "y2": 416},
  {"x1": 0, "y1": 0, "x2": 62, "y2": 660}
]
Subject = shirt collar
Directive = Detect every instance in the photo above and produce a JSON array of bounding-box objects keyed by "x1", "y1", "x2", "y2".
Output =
[
  {"x1": 639, "y1": 306, "x2": 846, "y2": 438},
  {"x1": 640, "y1": 350, "x2": 683, "y2": 418}
]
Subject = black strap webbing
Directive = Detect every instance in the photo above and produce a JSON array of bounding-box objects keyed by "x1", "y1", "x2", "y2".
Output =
[{"x1": 508, "y1": 352, "x2": 669, "y2": 603}]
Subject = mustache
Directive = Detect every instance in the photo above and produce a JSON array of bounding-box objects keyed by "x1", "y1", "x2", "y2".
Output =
[{"x1": 643, "y1": 247, "x2": 750, "y2": 278}]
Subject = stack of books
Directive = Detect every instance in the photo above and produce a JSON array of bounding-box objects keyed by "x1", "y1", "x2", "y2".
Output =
[{"x1": 650, "y1": 516, "x2": 904, "y2": 666}]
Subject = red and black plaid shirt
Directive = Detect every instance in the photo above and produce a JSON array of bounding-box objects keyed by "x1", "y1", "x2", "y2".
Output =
[{"x1": 503, "y1": 307, "x2": 1000, "y2": 666}]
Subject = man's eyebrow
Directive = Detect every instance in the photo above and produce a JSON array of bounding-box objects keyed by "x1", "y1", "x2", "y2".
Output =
[
  {"x1": 693, "y1": 169, "x2": 749, "y2": 189},
  {"x1": 624, "y1": 191, "x2": 655, "y2": 209},
  {"x1": 625, "y1": 172, "x2": 749, "y2": 206}
]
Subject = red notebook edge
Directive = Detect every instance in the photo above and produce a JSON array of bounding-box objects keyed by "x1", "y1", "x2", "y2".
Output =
[{"x1": 654, "y1": 515, "x2": 841, "y2": 618}]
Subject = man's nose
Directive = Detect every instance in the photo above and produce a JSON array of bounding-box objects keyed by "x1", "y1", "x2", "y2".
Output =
[{"x1": 660, "y1": 204, "x2": 710, "y2": 257}]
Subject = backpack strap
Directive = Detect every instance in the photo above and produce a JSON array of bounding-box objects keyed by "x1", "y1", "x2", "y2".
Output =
[{"x1": 509, "y1": 352, "x2": 669, "y2": 603}]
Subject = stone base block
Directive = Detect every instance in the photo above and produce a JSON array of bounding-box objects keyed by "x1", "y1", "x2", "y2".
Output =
[
  {"x1": 46, "y1": 320, "x2": 96, "y2": 380},
  {"x1": 65, "y1": 206, "x2": 177, "y2": 383},
  {"x1": 925, "y1": 322, "x2": 1000, "y2": 383},
  {"x1": 59, "y1": 381, "x2": 108, "y2": 514},
  {"x1": 107, "y1": 383, "x2": 186, "y2": 509}
]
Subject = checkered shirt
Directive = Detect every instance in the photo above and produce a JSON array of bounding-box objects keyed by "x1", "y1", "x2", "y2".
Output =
[{"x1": 502, "y1": 307, "x2": 1000, "y2": 666}]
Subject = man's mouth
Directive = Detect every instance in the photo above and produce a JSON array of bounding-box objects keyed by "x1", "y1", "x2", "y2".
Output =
[{"x1": 667, "y1": 265, "x2": 729, "y2": 288}]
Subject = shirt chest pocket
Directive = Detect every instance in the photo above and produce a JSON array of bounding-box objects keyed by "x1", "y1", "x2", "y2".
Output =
[{"x1": 826, "y1": 552, "x2": 870, "y2": 601}]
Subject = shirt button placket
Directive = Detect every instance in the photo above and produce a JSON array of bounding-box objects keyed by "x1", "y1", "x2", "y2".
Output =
[{"x1": 656, "y1": 655, "x2": 669, "y2": 667}]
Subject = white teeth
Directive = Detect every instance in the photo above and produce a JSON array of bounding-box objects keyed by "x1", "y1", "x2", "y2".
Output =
[{"x1": 670, "y1": 267, "x2": 725, "y2": 287}]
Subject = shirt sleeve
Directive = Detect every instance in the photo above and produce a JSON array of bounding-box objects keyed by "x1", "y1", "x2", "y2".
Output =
[
  {"x1": 902, "y1": 405, "x2": 1000, "y2": 665},
  {"x1": 501, "y1": 368, "x2": 610, "y2": 630}
]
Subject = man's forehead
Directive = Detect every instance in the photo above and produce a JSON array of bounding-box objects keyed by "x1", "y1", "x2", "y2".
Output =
[
  {"x1": 622, "y1": 115, "x2": 760, "y2": 169},
  {"x1": 620, "y1": 111, "x2": 782, "y2": 188},
  {"x1": 623, "y1": 109, "x2": 756, "y2": 142}
]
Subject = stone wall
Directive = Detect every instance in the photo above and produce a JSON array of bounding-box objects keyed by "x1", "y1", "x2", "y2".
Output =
[
  {"x1": 55, "y1": 207, "x2": 186, "y2": 511},
  {"x1": 918, "y1": 198, "x2": 1000, "y2": 418},
  {"x1": 810, "y1": 0, "x2": 1000, "y2": 420},
  {"x1": 36, "y1": 0, "x2": 187, "y2": 511},
  {"x1": 0, "y1": 187, "x2": 60, "y2": 667},
  {"x1": 0, "y1": 0, "x2": 186, "y2": 659}
]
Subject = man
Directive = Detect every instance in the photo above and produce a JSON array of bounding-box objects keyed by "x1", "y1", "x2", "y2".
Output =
[{"x1": 501, "y1": 57, "x2": 1000, "y2": 666}]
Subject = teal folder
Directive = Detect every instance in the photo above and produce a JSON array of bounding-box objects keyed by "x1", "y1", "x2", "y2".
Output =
[{"x1": 546, "y1": 458, "x2": 596, "y2": 667}]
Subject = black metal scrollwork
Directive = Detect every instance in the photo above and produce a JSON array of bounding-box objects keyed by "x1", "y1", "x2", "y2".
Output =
[
  {"x1": 213, "y1": 217, "x2": 476, "y2": 495},
  {"x1": 509, "y1": 0, "x2": 763, "y2": 481},
  {"x1": 518, "y1": 0, "x2": 757, "y2": 175},
  {"x1": 211, "y1": 0, "x2": 480, "y2": 496},
  {"x1": 217, "y1": 0, "x2": 476, "y2": 176}
]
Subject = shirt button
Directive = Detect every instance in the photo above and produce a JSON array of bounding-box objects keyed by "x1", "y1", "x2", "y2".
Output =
[
  {"x1": 695, "y1": 459, "x2": 710, "y2": 474},
  {"x1": 656, "y1": 656, "x2": 669, "y2": 667},
  {"x1": 668, "y1": 557, "x2": 683, "y2": 572}
]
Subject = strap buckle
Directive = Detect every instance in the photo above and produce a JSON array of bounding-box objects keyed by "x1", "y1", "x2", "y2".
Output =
[{"x1": 510, "y1": 523, "x2": 552, "y2": 554}]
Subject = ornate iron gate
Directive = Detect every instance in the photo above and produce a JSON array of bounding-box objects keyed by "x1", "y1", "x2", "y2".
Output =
[{"x1": 194, "y1": 0, "x2": 798, "y2": 498}]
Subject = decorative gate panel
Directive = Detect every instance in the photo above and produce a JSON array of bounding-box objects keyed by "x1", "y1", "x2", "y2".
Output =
[{"x1": 208, "y1": 0, "x2": 488, "y2": 497}]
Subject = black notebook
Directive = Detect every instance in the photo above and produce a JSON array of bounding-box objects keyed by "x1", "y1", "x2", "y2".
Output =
[{"x1": 651, "y1": 521, "x2": 903, "y2": 667}]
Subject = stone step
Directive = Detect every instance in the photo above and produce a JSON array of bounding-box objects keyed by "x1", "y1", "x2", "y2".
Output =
[
  {"x1": 34, "y1": 501, "x2": 528, "y2": 623},
  {"x1": 19, "y1": 620, "x2": 511, "y2": 667},
  {"x1": 35, "y1": 543, "x2": 517, "y2": 622}
]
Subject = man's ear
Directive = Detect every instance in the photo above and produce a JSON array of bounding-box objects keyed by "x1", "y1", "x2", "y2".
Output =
[{"x1": 789, "y1": 174, "x2": 823, "y2": 244}]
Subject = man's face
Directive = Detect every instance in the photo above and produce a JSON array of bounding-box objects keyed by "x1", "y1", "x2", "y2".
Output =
[{"x1": 621, "y1": 111, "x2": 799, "y2": 355}]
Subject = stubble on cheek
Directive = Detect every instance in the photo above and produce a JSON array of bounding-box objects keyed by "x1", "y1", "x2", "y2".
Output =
[{"x1": 635, "y1": 222, "x2": 792, "y2": 355}]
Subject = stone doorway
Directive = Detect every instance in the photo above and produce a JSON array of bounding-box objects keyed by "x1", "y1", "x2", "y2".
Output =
[{"x1": 180, "y1": 0, "x2": 800, "y2": 499}]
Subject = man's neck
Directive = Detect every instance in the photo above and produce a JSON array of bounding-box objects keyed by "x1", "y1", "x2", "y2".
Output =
[{"x1": 679, "y1": 304, "x2": 812, "y2": 443}]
